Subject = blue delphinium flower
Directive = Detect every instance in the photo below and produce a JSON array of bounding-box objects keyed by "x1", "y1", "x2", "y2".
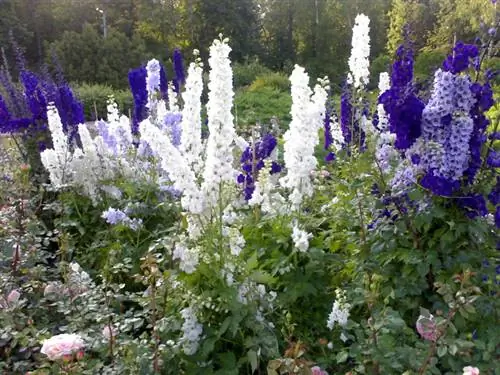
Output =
[
  {"x1": 128, "y1": 66, "x2": 148, "y2": 135},
  {"x1": 163, "y1": 112, "x2": 182, "y2": 146},
  {"x1": 465, "y1": 81, "x2": 494, "y2": 183},
  {"x1": 379, "y1": 44, "x2": 424, "y2": 150},
  {"x1": 418, "y1": 69, "x2": 476, "y2": 195},
  {"x1": 457, "y1": 194, "x2": 488, "y2": 219},
  {"x1": 442, "y1": 42, "x2": 479, "y2": 74},
  {"x1": 487, "y1": 150, "x2": 500, "y2": 168},
  {"x1": 173, "y1": 48, "x2": 186, "y2": 94},
  {"x1": 0, "y1": 94, "x2": 11, "y2": 129},
  {"x1": 340, "y1": 83, "x2": 353, "y2": 145},
  {"x1": 488, "y1": 177, "x2": 500, "y2": 205},
  {"x1": 101, "y1": 207, "x2": 142, "y2": 231},
  {"x1": 324, "y1": 106, "x2": 333, "y2": 151},
  {"x1": 237, "y1": 134, "x2": 281, "y2": 200},
  {"x1": 160, "y1": 64, "x2": 168, "y2": 101}
]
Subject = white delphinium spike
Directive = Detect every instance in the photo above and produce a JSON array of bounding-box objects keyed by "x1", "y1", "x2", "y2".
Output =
[
  {"x1": 377, "y1": 72, "x2": 390, "y2": 132},
  {"x1": 173, "y1": 244, "x2": 200, "y2": 274},
  {"x1": 201, "y1": 37, "x2": 237, "y2": 209},
  {"x1": 375, "y1": 72, "x2": 397, "y2": 173},
  {"x1": 249, "y1": 159, "x2": 285, "y2": 214},
  {"x1": 329, "y1": 113, "x2": 345, "y2": 152},
  {"x1": 291, "y1": 223, "x2": 312, "y2": 253},
  {"x1": 71, "y1": 124, "x2": 110, "y2": 202},
  {"x1": 327, "y1": 289, "x2": 351, "y2": 330},
  {"x1": 180, "y1": 56, "x2": 204, "y2": 172},
  {"x1": 280, "y1": 66, "x2": 327, "y2": 209},
  {"x1": 106, "y1": 96, "x2": 120, "y2": 124},
  {"x1": 180, "y1": 306, "x2": 203, "y2": 355},
  {"x1": 168, "y1": 82, "x2": 179, "y2": 112},
  {"x1": 40, "y1": 105, "x2": 73, "y2": 188},
  {"x1": 139, "y1": 119, "x2": 203, "y2": 214},
  {"x1": 348, "y1": 14, "x2": 371, "y2": 89}
]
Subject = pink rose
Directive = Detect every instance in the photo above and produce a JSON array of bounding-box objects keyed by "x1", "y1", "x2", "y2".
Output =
[
  {"x1": 7, "y1": 290, "x2": 20, "y2": 305},
  {"x1": 102, "y1": 325, "x2": 117, "y2": 340},
  {"x1": 463, "y1": 366, "x2": 480, "y2": 375},
  {"x1": 416, "y1": 314, "x2": 437, "y2": 341},
  {"x1": 40, "y1": 334, "x2": 85, "y2": 361},
  {"x1": 311, "y1": 366, "x2": 328, "y2": 375}
]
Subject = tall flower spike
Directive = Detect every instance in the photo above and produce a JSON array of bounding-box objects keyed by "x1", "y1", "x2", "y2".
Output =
[
  {"x1": 128, "y1": 66, "x2": 148, "y2": 134},
  {"x1": 379, "y1": 44, "x2": 424, "y2": 150},
  {"x1": 201, "y1": 37, "x2": 237, "y2": 209},
  {"x1": 180, "y1": 53, "x2": 204, "y2": 172},
  {"x1": 173, "y1": 48, "x2": 186, "y2": 93},
  {"x1": 40, "y1": 105, "x2": 72, "y2": 188},
  {"x1": 348, "y1": 14, "x2": 371, "y2": 89},
  {"x1": 281, "y1": 66, "x2": 327, "y2": 209}
]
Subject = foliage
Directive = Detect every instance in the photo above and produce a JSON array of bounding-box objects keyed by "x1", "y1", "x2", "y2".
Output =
[
  {"x1": 234, "y1": 86, "x2": 292, "y2": 132},
  {"x1": 72, "y1": 83, "x2": 133, "y2": 121},
  {"x1": 414, "y1": 50, "x2": 448, "y2": 84},
  {"x1": 248, "y1": 72, "x2": 290, "y2": 92},
  {"x1": 1, "y1": 8, "x2": 499, "y2": 375},
  {"x1": 233, "y1": 60, "x2": 273, "y2": 88},
  {"x1": 49, "y1": 24, "x2": 149, "y2": 89}
]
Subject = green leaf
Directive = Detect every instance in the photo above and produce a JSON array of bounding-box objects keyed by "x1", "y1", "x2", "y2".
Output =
[
  {"x1": 437, "y1": 345, "x2": 447, "y2": 357},
  {"x1": 247, "y1": 350, "x2": 258, "y2": 374},
  {"x1": 336, "y1": 351, "x2": 348, "y2": 363}
]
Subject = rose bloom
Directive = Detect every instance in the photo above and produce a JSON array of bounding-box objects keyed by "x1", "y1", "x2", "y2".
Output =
[
  {"x1": 102, "y1": 325, "x2": 117, "y2": 340},
  {"x1": 311, "y1": 366, "x2": 328, "y2": 375},
  {"x1": 40, "y1": 334, "x2": 85, "y2": 361},
  {"x1": 463, "y1": 366, "x2": 480, "y2": 375},
  {"x1": 416, "y1": 314, "x2": 437, "y2": 341}
]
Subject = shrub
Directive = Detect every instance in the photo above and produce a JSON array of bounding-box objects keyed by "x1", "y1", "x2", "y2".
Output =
[
  {"x1": 368, "y1": 54, "x2": 391, "y2": 90},
  {"x1": 72, "y1": 83, "x2": 133, "y2": 120},
  {"x1": 233, "y1": 60, "x2": 273, "y2": 88},
  {"x1": 234, "y1": 86, "x2": 291, "y2": 132},
  {"x1": 248, "y1": 72, "x2": 290, "y2": 93},
  {"x1": 414, "y1": 50, "x2": 447, "y2": 83}
]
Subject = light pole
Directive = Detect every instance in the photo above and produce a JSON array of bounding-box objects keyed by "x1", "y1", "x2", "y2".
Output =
[{"x1": 96, "y1": 7, "x2": 107, "y2": 39}]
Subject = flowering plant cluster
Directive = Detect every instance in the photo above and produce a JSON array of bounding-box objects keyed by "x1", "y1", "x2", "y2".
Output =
[{"x1": 0, "y1": 9, "x2": 499, "y2": 375}]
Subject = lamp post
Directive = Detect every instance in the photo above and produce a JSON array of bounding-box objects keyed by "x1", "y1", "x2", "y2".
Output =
[{"x1": 96, "y1": 7, "x2": 107, "y2": 39}]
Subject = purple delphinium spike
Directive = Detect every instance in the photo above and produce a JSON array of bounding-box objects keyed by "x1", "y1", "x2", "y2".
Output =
[
  {"x1": 128, "y1": 66, "x2": 148, "y2": 135},
  {"x1": 238, "y1": 134, "x2": 281, "y2": 200},
  {"x1": 464, "y1": 82, "x2": 494, "y2": 183},
  {"x1": 160, "y1": 64, "x2": 168, "y2": 101},
  {"x1": 379, "y1": 44, "x2": 424, "y2": 150},
  {"x1": 324, "y1": 106, "x2": 333, "y2": 150},
  {"x1": 457, "y1": 194, "x2": 488, "y2": 219},
  {"x1": 442, "y1": 42, "x2": 479, "y2": 74},
  {"x1": 163, "y1": 112, "x2": 183, "y2": 146},
  {"x1": 340, "y1": 83, "x2": 353, "y2": 144},
  {"x1": 173, "y1": 48, "x2": 185, "y2": 94},
  {"x1": 20, "y1": 71, "x2": 47, "y2": 123}
]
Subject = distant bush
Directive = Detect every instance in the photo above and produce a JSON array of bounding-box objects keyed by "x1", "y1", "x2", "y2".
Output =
[
  {"x1": 49, "y1": 24, "x2": 148, "y2": 89},
  {"x1": 233, "y1": 60, "x2": 273, "y2": 88},
  {"x1": 72, "y1": 83, "x2": 133, "y2": 121},
  {"x1": 369, "y1": 54, "x2": 391, "y2": 90},
  {"x1": 414, "y1": 50, "x2": 447, "y2": 83},
  {"x1": 234, "y1": 86, "x2": 291, "y2": 133},
  {"x1": 482, "y1": 57, "x2": 500, "y2": 85},
  {"x1": 248, "y1": 72, "x2": 290, "y2": 92}
]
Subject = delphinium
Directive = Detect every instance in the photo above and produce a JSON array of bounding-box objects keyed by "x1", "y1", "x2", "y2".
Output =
[
  {"x1": 337, "y1": 14, "x2": 371, "y2": 152},
  {"x1": 237, "y1": 133, "x2": 281, "y2": 201},
  {"x1": 0, "y1": 44, "x2": 84, "y2": 183}
]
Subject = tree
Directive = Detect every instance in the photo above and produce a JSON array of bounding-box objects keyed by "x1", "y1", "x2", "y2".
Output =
[
  {"x1": 386, "y1": 0, "x2": 437, "y2": 56},
  {"x1": 50, "y1": 24, "x2": 148, "y2": 88},
  {"x1": 425, "y1": 0, "x2": 496, "y2": 52}
]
